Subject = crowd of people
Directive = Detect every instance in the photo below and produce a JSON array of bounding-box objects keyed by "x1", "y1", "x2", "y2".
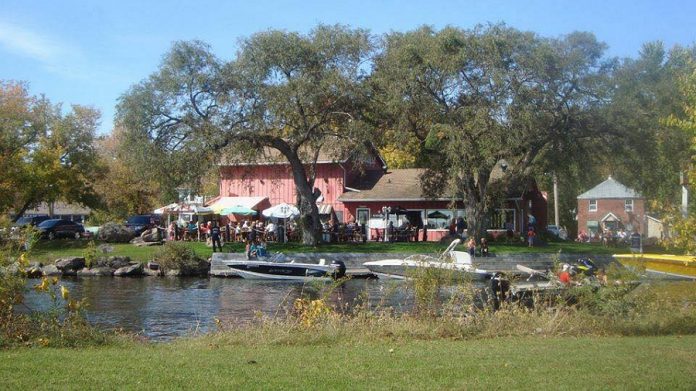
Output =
[{"x1": 165, "y1": 219, "x2": 291, "y2": 244}]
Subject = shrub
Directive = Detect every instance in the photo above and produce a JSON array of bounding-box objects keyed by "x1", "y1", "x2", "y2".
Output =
[
  {"x1": 98, "y1": 222, "x2": 134, "y2": 243},
  {"x1": 153, "y1": 242, "x2": 205, "y2": 275}
]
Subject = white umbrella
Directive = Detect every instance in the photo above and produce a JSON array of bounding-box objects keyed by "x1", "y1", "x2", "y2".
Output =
[{"x1": 262, "y1": 203, "x2": 300, "y2": 219}]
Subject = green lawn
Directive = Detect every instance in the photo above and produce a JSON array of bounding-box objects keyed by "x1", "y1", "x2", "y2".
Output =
[
  {"x1": 1, "y1": 336, "x2": 693, "y2": 390},
  {"x1": 28, "y1": 239, "x2": 641, "y2": 263}
]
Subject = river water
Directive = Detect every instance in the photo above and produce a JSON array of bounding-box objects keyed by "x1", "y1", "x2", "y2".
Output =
[{"x1": 21, "y1": 277, "x2": 413, "y2": 341}]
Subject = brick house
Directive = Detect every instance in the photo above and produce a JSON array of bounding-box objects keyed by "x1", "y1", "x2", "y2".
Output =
[
  {"x1": 576, "y1": 176, "x2": 645, "y2": 237},
  {"x1": 215, "y1": 148, "x2": 547, "y2": 241}
]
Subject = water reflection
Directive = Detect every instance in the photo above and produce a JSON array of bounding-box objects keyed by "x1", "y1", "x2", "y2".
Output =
[{"x1": 22, "y1": 277, "x2": 410, "y2": 341}]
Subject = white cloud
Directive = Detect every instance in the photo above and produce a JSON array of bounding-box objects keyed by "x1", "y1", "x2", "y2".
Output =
[{"x1": 0, "y1": 20, "x2": 89, "y2": 79}]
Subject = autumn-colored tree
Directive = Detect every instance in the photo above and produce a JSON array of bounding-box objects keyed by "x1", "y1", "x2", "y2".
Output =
[{"x1": 0, "y1": 81, "x2": 102, "y2": 221}]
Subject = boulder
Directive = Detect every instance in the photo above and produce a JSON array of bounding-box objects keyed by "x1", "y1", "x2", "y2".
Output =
[
  {"x1": 142, "y1": 267, "x2": 162, "y2": 277},
  {"x1": 77, "y1": 267, "x2": 114, "y2": 276},
  {"x1": 114, "y1": 263, "x2": 143, "y2": 277},
  {"x1": 109, "y1": 256, "x2": 132, "y2": 269},
  {"x1": 28, "y1": 261, "x2": 44, "y2": 269},
  {"x1": 130, "y1": 237, "x2": 163, "y2": 246},
  {"x1": 26, "y1": 266, "x2": 43, "y2": 278},
  {"x1": 55, "y1": 257, "x2": 86, "y2": 271},
  {"x1": 42, "y1": 264, "x2": 62, "y2": 276},
  {"x1": 140, "y1": 228, "x2": 162, "y2": 243},
  {"x1": 98, "y1": 222, "x2": 135, "y2": 243},
  {"x1": 94, "y1": 256, "x2": 132, "y2": 269}
]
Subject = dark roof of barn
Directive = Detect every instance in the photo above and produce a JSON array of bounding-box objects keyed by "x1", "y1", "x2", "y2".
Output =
[{"x1": 339, "y1": 164, "x2": 531, "y2": 202}]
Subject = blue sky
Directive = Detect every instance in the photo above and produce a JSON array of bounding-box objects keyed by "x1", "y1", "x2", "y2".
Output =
[{"x1": 2, "y1": 0, "x2": 695, "y2": 134}]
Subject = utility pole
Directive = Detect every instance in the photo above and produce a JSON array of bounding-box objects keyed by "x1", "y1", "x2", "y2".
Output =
[
  {"x1": 681, "y1": 171, "x2": 689, "y2": 218},
  {"x1": 553, "y1": 173, "x2": 560, "y2": 227}
]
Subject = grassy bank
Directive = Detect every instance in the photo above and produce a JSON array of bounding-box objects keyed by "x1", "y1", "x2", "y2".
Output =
[
  {"x1": 1, "y1": 336, "x2": 694, "y2": 390},
  {"x1": 30, "y1": 239, "x2": 634, "y2": 263}
]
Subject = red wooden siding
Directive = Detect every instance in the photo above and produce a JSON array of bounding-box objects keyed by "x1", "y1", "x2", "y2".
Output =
[{"x1": 219, "y1": 164, "x2": 347, "y2": 217}]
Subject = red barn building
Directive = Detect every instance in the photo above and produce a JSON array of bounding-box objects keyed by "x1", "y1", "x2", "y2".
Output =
[
  {"x1": 217, "y1": 149, "x2": 547, "y2": 241},
  {"x1": 576, "y1": 176, "x2": 646, "y2": 238}
]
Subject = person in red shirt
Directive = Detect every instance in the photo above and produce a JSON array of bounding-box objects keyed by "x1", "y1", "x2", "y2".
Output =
[
  {"x1": 558, "y1": 264, "x2": 572, "y2": 285},
  {"x1": 527, "y1": 228, "x2": 536, "y2": 247}
]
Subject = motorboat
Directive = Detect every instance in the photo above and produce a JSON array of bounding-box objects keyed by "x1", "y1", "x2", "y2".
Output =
[
  {"x1": 362, "y1": 239, "x2": 493, "y2": 281},
  {"x1": 613, "y1": 253, "x2": 696, "y2": 280},
  {"x1": 214, "y1": 253, "x2": 347, "y2": 281}
]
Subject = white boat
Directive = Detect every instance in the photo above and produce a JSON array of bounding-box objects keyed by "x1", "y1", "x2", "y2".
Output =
[
  {"x1": 215, "y1": 254, "x2": 346, "y2": 281},
  {"x1": 362, "y1": 239, "x2": 493, "y2": 281}
]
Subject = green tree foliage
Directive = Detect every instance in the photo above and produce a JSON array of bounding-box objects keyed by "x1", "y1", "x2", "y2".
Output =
[
  {"x1": 0, "y1": 81, "x2": 102, "y2": 220},
  {"x1": 371, "y1": 25, "x2": 612, "y2": 238},
  {"x1": 91, "y1": 127, "x2": 162, "y2": 219},
  {"x1": 117, "y1": 25, "x2": 373, "y2": 245},
  {"x1": 608, "y1": 43, "x2": 695, "y2": 209}
]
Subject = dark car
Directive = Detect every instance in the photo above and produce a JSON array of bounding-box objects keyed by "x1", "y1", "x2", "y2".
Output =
[
  {"x1": 15, "y1": 215, "x2": 52, "y2": 228},
  {"x1": 37, "y1": 219, "x2": 85, "y2": 240},
  {"x1": 125, "y1": 215, "x2": 161, "y2": 236}
]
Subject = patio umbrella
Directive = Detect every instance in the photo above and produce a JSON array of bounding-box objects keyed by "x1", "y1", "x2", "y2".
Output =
[
  {"x1": 220, "y1": 205, "x2": 257, "y2": 216},
  {"x1": 262, "y1": 203, "x2": 300, "y2": 219},
  {"x1": 427, "y1": 211, "x2": 449, "y2": 219}
]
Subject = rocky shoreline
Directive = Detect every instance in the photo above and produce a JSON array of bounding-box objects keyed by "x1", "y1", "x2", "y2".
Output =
[{"x1": 3, "y1": 256, "x2": 210, "y2": 278}]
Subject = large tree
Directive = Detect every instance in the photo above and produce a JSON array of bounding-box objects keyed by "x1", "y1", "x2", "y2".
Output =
[
  {"x1": 371, "y1": 25, "x2": 612, "y2": 238},
  {"x1": 117, "y1": 25, "x2": 373, "y2": 245},
  {"x1": 608, "y1": 43, "x2": 695, "y2": 207},
  {"x1": 0, "y1": 81, "x2": 101, "y2": 221}
]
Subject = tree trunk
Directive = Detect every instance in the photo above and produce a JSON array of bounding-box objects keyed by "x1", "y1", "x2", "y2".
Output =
[
  {"x1": 465, "y1": 200, "x2": 486, "y2": 241},
  {"x1": 272, "y1": 140, "x2": 321, "y2": 246},
  {"x1": 11, "y1": 200, "x2": 34, "y2": 223}
]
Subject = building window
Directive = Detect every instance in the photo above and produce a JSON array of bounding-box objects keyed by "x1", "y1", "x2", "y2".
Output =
[
  {"x1": 589, "y1": 200, "x2": 597, "y2": 212},
  {"x1": 625, "y1": 199, "x2": 634, "y2": 212},
  {"x1": 425, "y1": 209, "x2": 454, "y2": 229},
  {"x1": 356, "y1": 208, "x2": 370, "y2": 225}
]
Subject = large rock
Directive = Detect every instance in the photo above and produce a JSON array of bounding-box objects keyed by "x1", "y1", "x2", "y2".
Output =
[
  {"x1": 98, "y1": 222, "x2": 135, "y2": 243},
  {"x1": 26, "y1": 266, "x2": 43, "y2": 278},
  {"x1": 140, "y1": 228, "x2": 162, "y2": 243},
  {"x1": 143, "y1": 267, "x2": 162, "y2": 277},
  {"x1": 77, "y1": 267, "x2": 114, "y2": 276},
  {"x1": 42, "y1": 264, "x2": 62, "y2": 276},
  {"x1": 55, "y1": 257, "x2": 86, "y2": 271},
  {"x1": 94, "y1": 256, "x2": 132, "y2": 269},
  {"x1": 114, "y1": 263, "x2": 143, "y2": 277}
]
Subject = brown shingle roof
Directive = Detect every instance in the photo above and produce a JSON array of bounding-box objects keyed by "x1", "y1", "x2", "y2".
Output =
[{"x1": 339, "y1": 169, "x2": 445, "y2": 201}]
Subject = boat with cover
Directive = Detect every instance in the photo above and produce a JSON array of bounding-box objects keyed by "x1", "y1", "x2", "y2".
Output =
[
  {"x1": 217, "y1": 253, "x2": 347, "y2": 281},
  {"x1": 612, "y1": 253, "x2": 696, "y2": 280},
  {"x1": 362, "y1": 239, "x2": 493, "y2": 281}
]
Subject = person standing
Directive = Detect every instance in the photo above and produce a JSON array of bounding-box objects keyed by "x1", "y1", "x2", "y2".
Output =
[
  {"x1": 210, "y1": 222, "x2": 222, "y2": 253},
  {"x1": 527, "y1": 228, "x2": 535, "y2": 247},
  {"x1": 467, "y1": 237, "x2": 476, "y2": 257}
]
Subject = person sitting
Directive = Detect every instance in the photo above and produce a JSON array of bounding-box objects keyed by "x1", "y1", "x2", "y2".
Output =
[
  {"x1": 246, "y1": 239, "x2": 258, "y2": 260},
  {"x1": 480, "y1": 238, "x2": 489, "y2": 257},
  {"x1": 257, "y1": 240, "x2": 268, "y2": 257},
  {"x1": 558, "y1": 264, "x2": 572, "y2": 285}
]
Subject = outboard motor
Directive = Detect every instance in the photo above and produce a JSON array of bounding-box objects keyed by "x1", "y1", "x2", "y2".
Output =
[
  {"x1": 331, "y1": 260, "x2": 347, "y2": 279},
  {"x1": 490, "y1": 272, "x2": 510, "y2": 310},
  {"x1": 570, "y1": 258, "x2": 598, "y2": 277}
]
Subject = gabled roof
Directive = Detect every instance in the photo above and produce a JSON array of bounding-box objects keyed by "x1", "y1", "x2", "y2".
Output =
[
  {"x1": 339, "y1": 166, "x2": 540, "y2": 203},
  {"x1": 339, "y1": 169, "x2": 434, "y2": 202},
  {"x1": 577, "y1": 177, "x2": 642, "y2": 200}
]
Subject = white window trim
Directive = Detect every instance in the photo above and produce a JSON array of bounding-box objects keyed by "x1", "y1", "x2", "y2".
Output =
[
  {"x1": 356, "y1": 208, "x2": 370, "y2": 224},
  {"x1": 589, "y1": 199, "x2": 597, "y2": 212},
  {"x1": 624, "y1": 199, "x2": 634, "y2": 212}
]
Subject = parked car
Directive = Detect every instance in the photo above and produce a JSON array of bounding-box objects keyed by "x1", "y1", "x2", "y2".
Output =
[
  {"x1": 546, "y1": 225, "x2": 568, "y2": 240},
  {"x1": 37, "y1": 219, "x2": 85, "y2": 240},
  {"x1": 14, "y1": 215, "x2": 52, "y2": 228},
  {"x1": 125, "y1": 215, "x2": 161, "y2": 236}
]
